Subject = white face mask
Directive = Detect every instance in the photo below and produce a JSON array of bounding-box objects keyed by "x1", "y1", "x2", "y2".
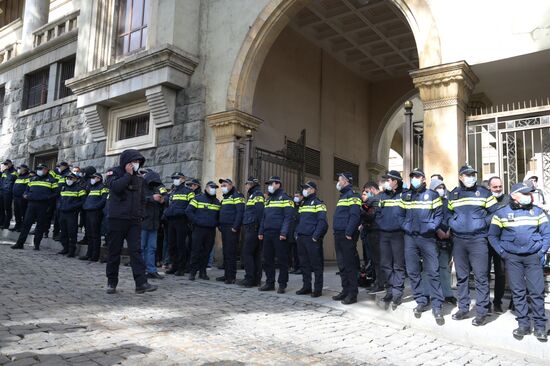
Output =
[
  {"x1": 302, "y1": 189, "x2": 310, "y2": 197},
  {"x1": 463, "y1": 176, "x2": 477, "y2": 188},
  {"x1": 436, "y1": 188, "x2": 446, "y2": 197},
  {"x1": 36, "y1": 169, "x2": 45, "y2": 177},
  {"x1": 221, "y1": 186, "x2": 229, "y2": 194},
  {"x1": 132, "y1": 162, "x2": 140, "y2": 172},
  {"x1": 518, "y1": 194, "x2": 532, "y2": 206},
  {"x1": 17, "y1": 169, "x2": 22, "y2": 175},
  {"x1": 90, "y1": 178, "x2": 97, "y2": 185},
  {"x1": 492, "y1": 191, "x2": 503, "y2": 198},
  {"x1": 336, "y1": 182, "x2": 343, "y2": 191},
  {"x1": 207, "y1": 187, "x2": 216, "y2": 196},
  {"x1": 383, "y1": 181, "x2": 392, "y2": 191},
  {"x1": 66, "y1": 179, "x2": 75, "y2": 186},
  {"x1": 293, "y1": 196, "x2": 301, "y2": 203},
  {"x1": 173, "y1": 179, "x2": 182, "y2": 186},
  {"x1": 267, "y1": 185, "x2": 276, "y2": 194},
  {"x1": 411, "y1": 177, "x2": 422, "y2": 189}
]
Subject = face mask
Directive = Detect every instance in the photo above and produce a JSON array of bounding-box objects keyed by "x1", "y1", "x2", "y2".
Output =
[
  {"x1": 66, "y1": 180, "x2": 75, "y2": 186},
  {"x1": 436, "y1": 188, "x2": 445, "y2": 197},
  {"x1": 492, "y1": 191, "x2": 503, "y2": 198},
  {"x1": 173, "y1": 179, "x2": 182, "y2": 186},
  {"x1": 132, "y1": 162, "x2": 140, "y2": 172},
  {"x1": 293, "y1": 197, "x2": 301, "y2": 203},
  {"x1": 336, "y1": 182, "x2": 342, "y2": 191},
  {"x1": 463, "y1": 176, "x2": 477, "y2": 188},
  {"x1": 518, "y1": 194, "x2": 531, "y2": 206},
  {"x1": 90, "y1": 178, "x2": 97, "y2": 185},
  {"x1": 367, "y1": 191, "x2": 373, "y2": 198},
  {"x1": 221, "y1": 186, "x2": 229, "y2": 195},
  {"x1": 267, "y1": 185, "x2": 276, "y2": 194},
  {"x1": 411, "y1": 177, "x2": 422, "y2": 189},
  {"x1": 302, "y1": 189, "x2": 309, "y2": 197},
  {"x1": 207, "y1": 187, "x2": 216, "y2": 196},
  {"x1": 383, "y1": 181, "x2": 392, "y2": 191},
  {"x1": 17, "y1": 169, "x2": 21, "y2": 175},
  {"x1": 36, "y1": 169, "x2": 44, "y2": 177}
]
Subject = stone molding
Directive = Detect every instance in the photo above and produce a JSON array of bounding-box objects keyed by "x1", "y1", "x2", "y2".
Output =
[
  {"x1": 206, "y1": 110, "x2": 262, "y2": 144},
  {"x1": 83, "y1": 104, "x2": 108, "y2": 142},
  {"x1": 145, "y1": 85, "x2": 176, "y2": 128}
]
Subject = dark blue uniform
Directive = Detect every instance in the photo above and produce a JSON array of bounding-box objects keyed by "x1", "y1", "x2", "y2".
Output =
[
  {"x1": 49, "y1": 167, "x2": 70, "y2": 238},
  {"x1": 447, "y1": 184, "x2": 497, "y2": 317},
  {"x1": 489, "y1": 193, "x2": 511, "y2": 308},
  {"x1": 186, "y1": 192, "x2": 221, "y2": 278},
  {"x1": 376, "y1": 188, "x2": 406, "y2": 301},
  {"x1": 58, "y1": 180, "x2": 86, "y2": 256},
  {"x1": 401, "y1": 186, "x2": 444, "y2": 311},
  {"x1": 488, "y1": 203, "x2": 550, "y2": 333},
  {"x1": 219, "y1": 188, "x2": 245, "y2": 282},
  {"x1": 12, "y1": 173, "x2": 30, "y2": 231},
  {"x1": 259, "y1": 188, "x2": 294, "y2": 289},
  {"x1": 241, "y1": 186, "x2": 264, "y2": 286},
  {"x1": 333, "y1": 185, "x2": 362, "y2": 299},
  {"x1": 1, "y1": 167, "x2": 18, "y2": 228},
  {"x1": 164, "y1": 185, "x2": 195, "y2": 274},
  {"x1": 296, "y1": 194, "x2": 328, "y2": 293},
  {"x1": 82, "y1": 182, "x2": 108, "y2": 261},
  {"x1": 12, "y1": 173, "x2": 58, "y2": 249}
]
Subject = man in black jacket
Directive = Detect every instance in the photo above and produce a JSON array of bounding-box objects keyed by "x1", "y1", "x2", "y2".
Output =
[
  {"x1": 105, "y1": 149, "x2": 156, "y2": 294},
  {"x1": 1, "y1": 159, "x2": 18, "y2": 229}
]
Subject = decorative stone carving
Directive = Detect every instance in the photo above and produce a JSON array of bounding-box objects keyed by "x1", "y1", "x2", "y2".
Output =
[
  {"x1": 83, "y1": 105, "x2": 108, "y2": 141},
  {"x1": 207, "y1": 110, "x2": 262, "y2": 144},
  {"x1": 146, "y1": 85, "x2": 176, "y2": 128}
]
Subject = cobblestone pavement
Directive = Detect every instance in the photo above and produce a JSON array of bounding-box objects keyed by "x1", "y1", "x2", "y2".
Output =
[{"x1": 0, "y1": 243, "x2": 545, "y2": 366}]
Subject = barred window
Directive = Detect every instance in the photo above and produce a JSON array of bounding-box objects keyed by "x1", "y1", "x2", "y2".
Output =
[
  {"x1": 333, "y1": 157, "x2": 359, "y2": 186},
  {"x1": 24, "y1": 68, "x2": 49, "y2": 109},
  {"x1": 57, "y1": 58, "x2": 76, "y2": 99},
  {"x1": 0, "y1": 0, "x2": 23, "y2": 28},
  {"x1": 117, "y1": 0, "x2": 149, "y2": 56},
  {"x1": 118, "y1": 113, "x2": 150, "y2": 140}
]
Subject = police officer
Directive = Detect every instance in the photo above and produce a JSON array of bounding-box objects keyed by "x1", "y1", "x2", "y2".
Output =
[
  {"x1": 164, "y1": 172, "x2": 195, "y2": 276},
  {"x1": 186, "y1": 181, "x2": 221, "y2": 281},
  {"x1": 238, "y1": 177, "x2": 265, "y2": 288},
  {"x1": 401, "y1": 168, "x2": 444, "y2": 324},
  {"x1": 11, "y1": 164, "x2": 58, "y2": 250},
  {"x1": 377, "y1": 170, "x2": 406, "y2": 306},
  {"x1": 488, "y1": 182, "x2": 549, "y2": 342},
  {"x1": 487, "y1": 176, "x2": 511, "y2": 313},
  {"x1": 295, "y1": 181, "x2": 328, "y2": 297},
  {"x1": 49, "y1": 161, "x2": 70, "y2": 240},
  {"x1": 448, "y1": 165, "x2": 498, "y2": 326},
  {"x1": 105, "y1": 149, "x2": 156, "y2": 294},
  {"x1": 58, "y1": 173, "x2": 86, "y2": 257},
  {"x1": 332, "y1": 172, "x2": 362, "y2": 305},
  {"x1": 12, "y1": 164, "x2": 30, "y2": 232},
  {"x1": 217, "y1": 178, "x2": 245, "y2": 284},
  {"x1": 79, "y1": 172, "x2": 108, "y2": 261},
  {"x1": 258, "y1": 176, "x2": 294, "y2": 294},
  {"x1": 185, "y1": 178, "x2": 202, "y2": 269},
  {"x1": 1, "y1": 159, "x2": 18, "y2": 229}
]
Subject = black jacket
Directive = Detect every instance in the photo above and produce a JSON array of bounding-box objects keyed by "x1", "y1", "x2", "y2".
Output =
[
  {"x1": 142, "y1": 170, "x2": 166, "y2": 231},
  {"x1": 1, "y1": 167, "x2": 18, "y2": 193},
  {"x1": 105, "y1": 149, "x2": 146, "y2": 221}
]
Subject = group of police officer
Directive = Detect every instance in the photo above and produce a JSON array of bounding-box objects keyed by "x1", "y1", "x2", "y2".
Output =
[{"x1": 6, "y1": 148, "x2": 548, "y2": 341}]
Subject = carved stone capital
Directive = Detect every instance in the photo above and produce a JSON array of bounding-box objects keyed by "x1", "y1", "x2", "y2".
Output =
[
  {"x1": 206, "y1": 110, "x2": 262, "y2": 144},
  {"x1": 410, "y1": 61, "x2": 479, "y2": 111}
]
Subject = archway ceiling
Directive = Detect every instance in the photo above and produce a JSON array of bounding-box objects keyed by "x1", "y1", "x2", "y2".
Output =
[{"x1": 290, "y1": 0, "x2": 419, "y2": 81}]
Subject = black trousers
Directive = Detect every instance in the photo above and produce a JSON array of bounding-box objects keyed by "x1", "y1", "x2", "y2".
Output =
[
  {"x1": 189, "y1": 226, "x2": 216, "y2": 275},
  {"x1": 168, "y1": 217, "x2": 189, "y2": 271},
  {"x1": 367, "y1": 230, "x2": 384, "y2": 288},
  {"x1": 289, "y1": 240, "x2": 300, "y2": 269},
  {"x1": 84, "y1": 210, "x2": 103, "y2": 260},
  {"x1": 2, "y1": 193, "x2": 13, "y2": 228},
  {"x1": 15, "y1": 201, "x2": 50, "y2": 248},
  {"x1": 488, "y1": 245, "x2": 506, "y2": 306},
  {"x1": 221, "y1": 225, "x2": 239, "y2": 280},
  {"x1": 60, "y1": 211, "x2": 79, "y2": 254},
  {"x1": 297, "y1": 235, "x2": 324, "y2": 292},
  {"x1": 334, "y1": 232, "x2": 360, "y2": 297},
  {"x1": 380, "y1": 231, "x2": 405, "y2": 300},
  {"x1": 242, "y1": 224, "x2": 262, "y2": 284},
  {"x1": 13, "y1": 196, "x2": 27, "y2": 230},
  {"x1": 262, "y1": 231, "x2": 289, "y2": 287},
  {"x1": 106, "y1": 218, "x2": 147, "y2": 288}
]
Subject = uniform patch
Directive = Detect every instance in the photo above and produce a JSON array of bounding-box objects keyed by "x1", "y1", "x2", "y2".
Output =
[
  {"x1": 530, "y1": 209, "x2": 535, "y2": 216},
  {"x1": 424, "y1": 194, "x2": 429, "y2": 200},
  {"x1": 507, "y1": 213, "x2": 515, "y2": 221},
  {"x1": 475, "y1": 191, "x2": 480, "y2": 197}
]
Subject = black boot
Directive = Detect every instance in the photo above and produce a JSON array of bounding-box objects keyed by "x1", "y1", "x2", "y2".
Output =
[
  {"x1": 332, "y1": 292, "x2": 346, "y2": 301},
  {"x1": 135, "y1": 282, "x2": 157, "y2": 294},
  {"x1": 10, "y1": 243, "x2": 24, "y2": 249},
  {"x1": 295, "y1": 287, "x2": 312, "y2": 295}
]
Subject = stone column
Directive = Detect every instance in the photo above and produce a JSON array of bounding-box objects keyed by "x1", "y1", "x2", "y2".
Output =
[
  {"x1": 410, "y1": 61, "x2": 478, "y2": 184},
  {"x1": 21, "y1": 0, "x2": 50, "y2": 52},
  {"x1": 206, "y1": 110, "x2": 262, "y2": 182}
]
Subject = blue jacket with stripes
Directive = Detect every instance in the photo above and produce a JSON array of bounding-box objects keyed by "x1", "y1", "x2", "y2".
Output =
[
  {"x1": 59, "y1": 181, "x2": 86, "y2": 212},
  {"x1": 164, "y1": 185, "x2": 195, "y2": 219},
  {"x1": 401, "y1": 185, "x2": 443, "y2": 237},
  {"x1": 219, "y1": 187, "x2": 245, "y2": 230},
  {"x1": 12, "y1": 173, "x2": 31, "y2": 198},
  {"x1": 333, "y1": 185, "x2": 362, "y2": 237},
  {"x1": 259, "y1": 188, "x2": 294, "y2": 236},
  {"x1": 83, "y1": 182, "x2": 108, "y2": 211},
  {"x1": 447, "y1": 184, "x2": 498, "y2": 238},
  {"x1": 243, "y1": 186, "x2": 264, "y2": 226},
  {"x1": 24, "y1": 174, "x2": 59, "y2": 202},
  {"x1": 185, "y1": 192, "x2": 220, "y2": 228},
  {"x1": 375, "y1": 188, "x2": 405, "y2": 232},
  {"x1": 296, "y1": 194, "x2": 328, "y2": 240}
]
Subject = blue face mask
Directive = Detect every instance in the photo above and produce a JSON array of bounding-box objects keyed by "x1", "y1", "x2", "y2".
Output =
[
  {"x1": 518, "y1": 194, "x2": 532, "y2": 206},
  {"x1": 411, "y1": 177, "x2": 422, "y2": 189},
  {"x1": 367, "y1": 192, "x2": 373, "y2": 198}
]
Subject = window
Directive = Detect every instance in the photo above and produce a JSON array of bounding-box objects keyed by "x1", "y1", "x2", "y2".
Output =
[
  {"x1": 57, "y1": 58, "x2": 76, "y2": 99},
  {"x1": 117, "y1": 0, "x2": 149, "y2": 56},
  {"x1": 118, "y1": 113, "x2": 149, "y2": 140},
  {"x1": 0, "y1": 86, "x2": 4, "y2": 122},
  {"x1": 0, "y1": 0, "x2": 23, "y2": 28},
  {"x1": 333, "y1": 157, "x2": 359, "y2": 186},
  {"x1": 24, "y1": 68, "x2": 49, "y2": 109},
  {"x1": 286, "y1": 140, "x2": 321, "y2": 177},
  {"x1": 32, "y1": 151, "x2": 58, "y2": 171}
]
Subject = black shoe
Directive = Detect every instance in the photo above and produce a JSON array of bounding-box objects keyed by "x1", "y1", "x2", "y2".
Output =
[
  {"x1": 277, "y1": 287, "x2": 286, "y2": 294},
  {"x1": 237, "y1": 279, "x2": 254, "y2": 288},
  {"x1": 135, "y1": 282, "x2": 157, "y2": 294},
  {"x1": 311, "y1": 291, "x2": 322, "y2": 298},
  {"x1": 147, "y1": 272, "x2": 164, "y2": 280},
  {"x1": 224, "y1": 278, "x2": 236, "y2": 284},
  {"x1": 341, "y1": 295, "x2": 357, "y2": 305},
  {"x1": 382, "y1": 293, "x2": 392, "y2": 303},
  {"x1": 332, "y1": 292, "x2": 347, "y2": 301},
  {"x1": 175, "y1": 270, "x2": 186, "y2": 277},
  {"x1": 33, "y1": 246, "x2": 40, "y2": 251},
  {"x1": 106, "y1": 285, "x2": 116, "y2": 294},
  {"x1": 79, "y1": 256, "x2": 90, "y2": 261},
  {"x1": 57, "y1": 249, "x2": 69, "y2": 255},
  {"x1": 493, "y1": 303, "x2": 504, "y2": 314},
  {"x1": 413, "y1": 304, "x2": 430, "y2": 318},
  {"x1": 534, "y1": 329, "x2": 548, "y2": 342},
  {"x1": 513, "y1": 327, "x2": 531, "y2": 339},
  {"x1": 188, "y1": 273, "x2": 196, "y2": 281},
  {"x1": 452, "y1": 309, "x2": 469, "y2": 321},
  {"x1": 296, "y1": 287, "x2": 312, "y2": 295},
  {"x1": 10, "y1": 244, "x2": 24, "y2": 249},
  {"x1": 445, "y1": 296, "x2": 457, "y2": 305},
  {"x1": 259, "y1": 284, "x2": 275, "y2": 292},
  {"x1": 216, "y1": 276, "x2": 226, "y2": 282},
  {"x1": 199, "y1": 273, "x2": 210, "y2": 280},
  {"x1": 433, "y1": 308, "x2": 445, "y2": 325},
  {"x1": 472, "y1": 315, "x2": 488, "y2": 327},
  {"x1": 391, "y1": 297, "x2": 402, "y2": 310}
]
